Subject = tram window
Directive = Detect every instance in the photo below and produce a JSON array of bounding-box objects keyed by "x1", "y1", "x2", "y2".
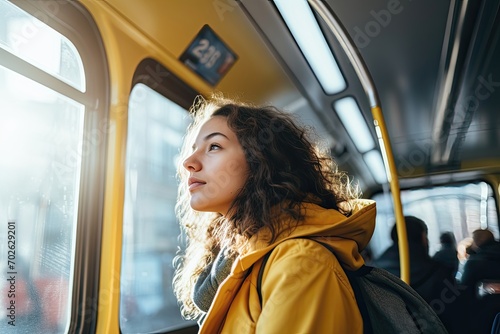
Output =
[
  {"x1": 0, "y1": 0, "x2": 84, "y2": 92},
  {"x1": 120, "y1": 83, "x2": 193, "y2": 333},
  {"x1": 370, "y1": 181, "x2": 499, "y2": 259},
  {"x1": 0, "y1": 33, "x2": 84, "y2": 334},
  {"x1": 0, "y1": 1, "x2": 107, "y2": 332},
  {"x1": 0, "y1": 66, "x2": 82, "y2": 333}
]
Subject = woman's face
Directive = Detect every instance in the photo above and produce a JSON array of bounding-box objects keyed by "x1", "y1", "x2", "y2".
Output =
[{"x1": 183, "y1": 116, "x2": 249, "y2": 215}]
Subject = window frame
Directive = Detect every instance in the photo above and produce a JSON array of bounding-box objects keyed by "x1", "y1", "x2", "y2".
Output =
[
  {"x1": 118, "y1": 58, "x2": 199, "y2": 333},
  {"x1": 5, "y1": 0, "x2": 110, "y2": 332}
]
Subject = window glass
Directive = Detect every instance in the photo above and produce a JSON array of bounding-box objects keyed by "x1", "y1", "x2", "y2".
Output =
[
  {"x1": 0, "y1": 64, "x2": 84, "y2": 333},
  {"x1": 0, "y1": 0, "x2": 85, "y2": 92},
  {"x1": 120, "y1": 83, "x2": 193, "y2": 333},
  {"x1": 370, "y1": 182, "x2": 499, "y2": 260}
]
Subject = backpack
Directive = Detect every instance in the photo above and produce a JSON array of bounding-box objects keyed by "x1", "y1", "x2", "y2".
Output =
[{"x1": 256, "y1": 238, "x2": 449, "y2": 334}]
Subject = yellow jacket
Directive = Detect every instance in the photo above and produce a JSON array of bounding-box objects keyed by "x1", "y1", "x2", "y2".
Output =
[{"x1": 199, "y1": 199, "x2": 376, "y2": 334}]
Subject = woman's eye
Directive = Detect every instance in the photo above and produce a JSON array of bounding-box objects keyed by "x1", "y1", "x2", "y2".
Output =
[{"x1": 209, "y1": 144, "x2": 221, "y2": 151}]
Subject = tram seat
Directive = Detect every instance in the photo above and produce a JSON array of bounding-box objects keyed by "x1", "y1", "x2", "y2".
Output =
[{"x1": 473, "y1": 280, "x2": 500, "y2": 334}]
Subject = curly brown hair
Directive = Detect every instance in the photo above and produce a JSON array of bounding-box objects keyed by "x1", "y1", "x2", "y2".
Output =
[{"x1": 173, "y1": 94, "x2": 360, "y2": 319}]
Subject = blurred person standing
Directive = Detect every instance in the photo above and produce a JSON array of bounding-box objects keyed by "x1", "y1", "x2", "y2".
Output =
[
  {"x1": 433, "y1": 231, "x2": 459, "y2": 277},
  {"x1": 460, "y1": 229, "x2": 500, "y2": 334}
]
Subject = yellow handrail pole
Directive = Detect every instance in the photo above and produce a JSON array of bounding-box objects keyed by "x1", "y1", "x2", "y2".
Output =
[
  {"x1": 371, "y1": 108, "x2": 409, "y2": 283},
  {"x1": 308, "y1": 0, "x2": 410, "y2": 283}
]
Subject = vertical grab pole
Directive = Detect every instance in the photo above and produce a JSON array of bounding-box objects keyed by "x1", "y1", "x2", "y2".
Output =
[{"x1": 308, "y1": 0, "x2": 410, "y2": 283}]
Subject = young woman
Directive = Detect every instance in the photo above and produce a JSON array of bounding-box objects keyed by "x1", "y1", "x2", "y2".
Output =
[{"x1": 173, "y1": 95, "x2": 376, "y2": 333}]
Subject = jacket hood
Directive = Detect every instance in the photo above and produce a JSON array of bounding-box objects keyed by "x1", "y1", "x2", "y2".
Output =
[{"x1": 234, "y1": 199, "x2": 376, "y2": 273}]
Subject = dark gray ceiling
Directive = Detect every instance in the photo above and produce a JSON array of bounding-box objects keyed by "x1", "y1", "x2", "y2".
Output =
[{"x1": 239, "y1": 0, "x2": 500, "y2": 190}]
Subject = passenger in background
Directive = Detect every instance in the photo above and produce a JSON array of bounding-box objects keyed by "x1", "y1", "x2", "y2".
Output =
[
  {"x1": 372, "y1": 216, "x2": 455, "y2": 302},
  {"x1": 460, "y1": 229, "x2": 500, "y2": 334},
  {"x1": 433, "y1": 231, "x2": 459, "y2": 276},
  {"x1": 371, "y1": 216, "x2": 462, "y2": 333},
  {"x1": 461, "y1": 229, "x2": 500, "y2": 287}
]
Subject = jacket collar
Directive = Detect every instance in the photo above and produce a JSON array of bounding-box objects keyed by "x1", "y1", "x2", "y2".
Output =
[{"x1": 234, "y1": 199, "x2": 376, "y2": 273}]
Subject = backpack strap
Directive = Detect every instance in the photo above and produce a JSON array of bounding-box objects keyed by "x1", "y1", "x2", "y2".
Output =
[
  {"x1": 256, "y1": 249, "x2": 272, "y2": 306},
  {"x1": 255, "y1": 237, "x2": 374, "y2": 334}
]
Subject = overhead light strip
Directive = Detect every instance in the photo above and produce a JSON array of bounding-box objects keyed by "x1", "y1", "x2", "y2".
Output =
[
  {"x1": 334, "y1": 97, "x2": 375, "y2": 153},
  {"x1": 274, "y1": 0, "x2": 346, "y2": 94},
  {"x1": 363, "y1": 150, "x2": 388, "y2": 184}
]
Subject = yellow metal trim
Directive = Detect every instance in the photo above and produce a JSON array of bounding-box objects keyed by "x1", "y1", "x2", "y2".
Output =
[
  {"x1": 372, "y1": 106, "x2": 409, "y2": 283},
  {"x1": 96, "y1": 104, "x2": 127, "y2": 334}
]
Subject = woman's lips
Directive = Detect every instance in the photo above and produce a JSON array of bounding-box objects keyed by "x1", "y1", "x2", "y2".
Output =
[{"x1": 188, "y1": 177, "x2": 206, "y2": 191}]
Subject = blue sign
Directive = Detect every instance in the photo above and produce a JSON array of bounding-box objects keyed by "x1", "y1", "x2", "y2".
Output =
[{"x1": 180, "y1": 25, "x2": 238, "y2": 86}]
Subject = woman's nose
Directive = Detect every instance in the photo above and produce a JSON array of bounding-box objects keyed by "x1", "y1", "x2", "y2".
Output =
[{"x1": 183, "y1": 153, "x2": 201, "y2": 171}]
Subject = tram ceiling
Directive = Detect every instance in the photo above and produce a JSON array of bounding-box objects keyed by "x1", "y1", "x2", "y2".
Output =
[{"x1": 238, "y1": 0, "x2": 500, "y2": 185}]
